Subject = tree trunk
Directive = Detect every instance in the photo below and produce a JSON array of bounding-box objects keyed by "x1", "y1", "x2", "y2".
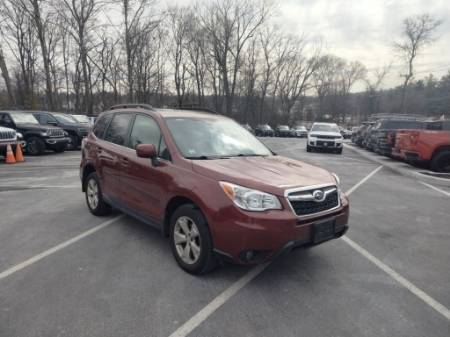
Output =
[
  {"x1": 0, "y1": 48, "x2": 16, "y2": 106},
  {"x1": 30, "y1": 0, "x2": 54, "y2": 110}
]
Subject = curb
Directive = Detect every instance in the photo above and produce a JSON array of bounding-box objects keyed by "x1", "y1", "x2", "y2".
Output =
[{"x1": 344, "y1": 144, "x2": 450, "y2": 188}]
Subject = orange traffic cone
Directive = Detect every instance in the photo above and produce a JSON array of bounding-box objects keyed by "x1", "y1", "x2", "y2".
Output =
[
  {"x1": 15, "y1": 143, "x2": 24, "y2": 162},
  {"x1": 5, "y1": 144, "x2": 16, "y2": 164}
]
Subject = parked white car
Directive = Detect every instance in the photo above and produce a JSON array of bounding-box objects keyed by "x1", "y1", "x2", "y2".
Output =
[
  {"x1": 0, "y1": 126, "x2": 22, "y2": 157},
  {"x1": 307, "y1": 123, "x2": 343, "y2": 154}
]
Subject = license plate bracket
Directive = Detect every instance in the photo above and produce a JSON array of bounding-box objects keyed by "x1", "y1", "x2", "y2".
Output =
[{"x1": 312, "y1": 219, "x2": 335, "y2": 244}]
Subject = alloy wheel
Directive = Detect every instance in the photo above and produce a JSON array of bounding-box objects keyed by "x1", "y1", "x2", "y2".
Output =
[
  {"x1": 173, "y1": 216, "x2": 201, "y2": 265},
  {"x1": 86, "y1": 178, "x2": 99, "y2": 210}
]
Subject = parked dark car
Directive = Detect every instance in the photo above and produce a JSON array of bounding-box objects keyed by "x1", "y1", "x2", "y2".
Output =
[
  {"x1": 80, "y1": 104, "x2": 349, "y2": 274},
  {"x1": 353, "y1": 122, "x2": 374, "y2": 147},
  {"x1": 255, "y1": 124, "x2": 275, "y2": 137},
  {"x1": 371, "y1": 119, "x2": 425, "y2": 156},
  {"x1": 0, "y1": 111, "x2": 69, "y2": 155},
  {"x1": 275, "y1": 125, "x2": 292, "y2": 137},
  {"x1": 29, "y1": 111, "x2": 90, "y2": 150}
]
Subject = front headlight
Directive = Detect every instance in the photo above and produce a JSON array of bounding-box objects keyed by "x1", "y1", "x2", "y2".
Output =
[
  {"x1": 219, "y1": 182, "x2": 282, "y2": 211},
  {"x1": 40, "y1": 132, "x2": 48, "y2": 137},
  {"x1": 16, "y1": 132, "x2": 23, "y2": 139},
  {"x1": 64, "y1": 131, "x2": 69, "y2": 136}
]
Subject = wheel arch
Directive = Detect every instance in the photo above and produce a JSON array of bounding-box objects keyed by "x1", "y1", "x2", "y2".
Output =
[
  {"x1": 81, "y1": 163, "x2": 96, "y2": 192},
  {"x1": 431, "y1": 145, "x2": 450, "y2": 159},
  {"x1": 163, "y1": 195, "x2": 204, "y2": 237}
]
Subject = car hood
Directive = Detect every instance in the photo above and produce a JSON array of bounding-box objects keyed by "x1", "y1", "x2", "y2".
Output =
[
  {"x1": 15, "y1": 123, "x2": 48, "y2": 131},
  {"x1": 309, "y1": 131, "x2": 341, "y2": 137},
  {"x1": 192, "y1": 155, "x2": 336, "y2": 196}
]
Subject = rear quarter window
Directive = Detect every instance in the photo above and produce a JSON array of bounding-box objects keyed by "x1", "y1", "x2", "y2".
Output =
[{"x1": 93, "y1": 114, "x2": 113, "y2": 139}]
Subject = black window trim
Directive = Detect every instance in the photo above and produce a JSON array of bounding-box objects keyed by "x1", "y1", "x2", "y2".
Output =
[
  {"x1": 103, "y1": 112, "x2": 135, "y2": 147},
  {"x1": 94, "y1": 112, "x2": 115, "y2": 140},
  {"x1": 129, "y1": 112, "x2": 172, "y2": 162}
]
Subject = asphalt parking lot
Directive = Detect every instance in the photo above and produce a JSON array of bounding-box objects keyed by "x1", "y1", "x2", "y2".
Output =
[{"x1": 1, "y1": 138, "x2": 449, "y2": 337}]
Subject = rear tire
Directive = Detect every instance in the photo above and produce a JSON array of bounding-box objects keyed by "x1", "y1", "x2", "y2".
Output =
[
  {"x1": 430, "y1": 150, "x2": 450, "y2": 173},
  {"x1": 26, "y1": 137, "x2": 45, "y2": 155},
  {"x1": 170, "y1": 204, "x2": 217, "y2": 275},
  {"x1": 68, "y1": 134, "x2": 79, "y2": 150},
  {"x1": 85, "y1": 172, "x2": 111, "y2": 216}
]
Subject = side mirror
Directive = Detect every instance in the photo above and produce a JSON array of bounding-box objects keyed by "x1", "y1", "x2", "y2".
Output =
[
  {"x1": 136, "y1": 143, "x2": 160, "y2": 166},
  {"x1": 136, "y1": 144, "x2": 157, "y2": 158}
]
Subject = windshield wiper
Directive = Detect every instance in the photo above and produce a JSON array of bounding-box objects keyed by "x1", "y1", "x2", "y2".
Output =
[
  {"x1": 185, "y1": 155, "x2": 230, "y2": 160},
  {"x1": 231, "y1": 153, "x2": 267, "y2": 157}
]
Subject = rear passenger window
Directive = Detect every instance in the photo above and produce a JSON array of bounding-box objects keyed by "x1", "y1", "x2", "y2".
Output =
[
  {"x1": 93, "y1": 114, "x2": 113, "y2": 139},
  {"x1": 104, "y1": 113, "x2": 133, "y2": 146}
]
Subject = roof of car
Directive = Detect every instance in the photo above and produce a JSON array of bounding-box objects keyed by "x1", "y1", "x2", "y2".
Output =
[{"x1": 104, "y1": 107, "x2": 228, "y2": 120}]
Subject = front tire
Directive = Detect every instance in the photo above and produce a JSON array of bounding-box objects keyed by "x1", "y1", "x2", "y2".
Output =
[
  {"x1": 170, "y1": 204, "x2": 217, "y2": 275},
  {"x1": 306, "y1": 145, "x2": 312, "y2": 152},
  {"x1": 85, "y1": 172, "x2": 111, "y2": 216},
  {"x1": 68, "y1": 134, "x2": 79, "y2": 150},
  {"x1": 430, "y1": 150, "x2": 450, "y2": 173},
  {"x1": 26, "y1": 137, "x2": 45, "y2": 155}
]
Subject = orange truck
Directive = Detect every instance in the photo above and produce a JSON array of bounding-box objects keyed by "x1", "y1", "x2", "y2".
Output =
[{"x1": 392, "y1": 121, "x2": 450, "y2": 172}]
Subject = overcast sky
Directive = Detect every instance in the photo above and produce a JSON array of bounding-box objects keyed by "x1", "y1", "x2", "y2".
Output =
[{"x1": 167, "y1": 0, "x2": 450, "y2": 91}]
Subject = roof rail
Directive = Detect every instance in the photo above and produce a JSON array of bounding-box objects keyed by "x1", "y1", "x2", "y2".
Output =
[
  {"x1": 169, "y1": 104, "x2": 218, "y2": 114},
  {"x1": 109, "y1": 103, "x2": 154, "y2": 111},
  {"x1": 367, "y1": 113, "x2": 425, "y2": 122}
]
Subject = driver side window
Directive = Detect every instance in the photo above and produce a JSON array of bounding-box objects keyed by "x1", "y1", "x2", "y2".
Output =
[{"x1": 129, "y1": 114, "x2": 171, "y2": 160}]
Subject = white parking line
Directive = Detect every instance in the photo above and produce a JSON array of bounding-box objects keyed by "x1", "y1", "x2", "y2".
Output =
[
  {"x1": 345, "y1": 165, "x2": 383, "y2": 195},
  {"x1": 341, "y1": 236, "x2": 450, "y2": 320},
  {"x1": 168, "y1": 263, "x2": 269, "y2": 337},
  {"x1": 0, "y1": 215, "x2": 123, "y2": 281},
  {"x1": 166, "y1": 165, "x2": 384, "y2": 337},
  {"x1": 419, "y1": 181, "x2": 450, "y2": 197}
]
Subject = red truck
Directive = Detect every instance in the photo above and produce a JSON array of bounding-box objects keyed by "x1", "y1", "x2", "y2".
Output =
[{"x1": 392, "y1": 121, "x2": 450, "y2": 172}]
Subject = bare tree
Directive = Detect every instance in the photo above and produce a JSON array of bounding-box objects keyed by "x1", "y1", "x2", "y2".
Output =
[
  {"x1": 60, "y1": 0, "x2": 99, "y2": 114},
  {"x1": 121, "y1": 0, "x2": 158, "y2": 102},
  {"x1": 364, "y1": 65, "x2": 390, "y2": 119},
  {"x1": 394, "y1": 14, "x2": 442, "y2": 112},
  {"x1": 167, "y1": 6, "x2": 192, "y2": 106},
  {"x1": 1, "y1": 0, "x2": 38, "y2": 108},
  {"x1": 200, "y1": 0, "x2": 270, "y2": 115},
  {"x1": 19, "y1": 0, "x2": 55, "y2": 110},
  {"x1": 0, "y1": 46, "x2": 16, "y2": 106}
]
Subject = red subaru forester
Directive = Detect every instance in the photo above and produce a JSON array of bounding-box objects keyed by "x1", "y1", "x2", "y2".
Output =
[{"x1": 80, "y1": 104, "x2": 349, "y2": 274}]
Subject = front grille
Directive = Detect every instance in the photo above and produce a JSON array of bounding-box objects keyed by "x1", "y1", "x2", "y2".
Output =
[
  {"x1": 288, "y1": 186, "x2": 339, "y2": 216},
  {"x1": 316, "y1": 141, "x2": 336, "y2": 147},
  {"x1": 78, "y1": 128, "x2": 89, "y2": 136},
  {"x1": 47, "y1": 128, "x2": 65, "y2": 137},
  {"x1": 0, "y1": 130, "x2": 16, "y2": 141},
  {"x1": 317, "y1": 135, "x2": 339, "y2": 139}
]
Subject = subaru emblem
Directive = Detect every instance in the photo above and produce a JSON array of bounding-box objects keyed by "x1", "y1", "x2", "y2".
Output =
[{"x1": 312, "y1": 190, "x2": 325, "y2": 202}]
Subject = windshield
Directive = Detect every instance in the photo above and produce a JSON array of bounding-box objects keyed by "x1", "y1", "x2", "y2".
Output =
[
  {"x1": 165, "y1": 117, "x2": 272, "y2": 158},
  {"x1": 54, "y1": 114, "x2": 78, "y2": 124},
  {"x1": 311, "y1": 124, "x2": 340, "y2": 132},
  {"x1": 10, "y1": 112, "x2": 39, "y2": 124},
  {"x1": 72, "y1": 115, "x2": 90, "y2": 123},
  {"x1": 295, "y1": 126, "x2": 306, "y2": 131},
  {"x1": 278, "y1": 125, "x2": 289, "y2": 130},
  {"x1": 260, "y1": 125, "x2": 272, "y2": 130}
]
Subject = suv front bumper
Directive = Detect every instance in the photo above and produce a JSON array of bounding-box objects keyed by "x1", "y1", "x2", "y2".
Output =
[{"x1": 211, "y1": 198, "x2": 349, "y2": 264}]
